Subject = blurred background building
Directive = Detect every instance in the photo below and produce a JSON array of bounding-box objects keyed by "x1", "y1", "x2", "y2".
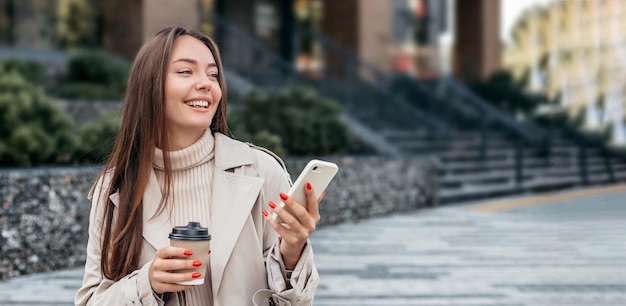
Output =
[
  {"x1": 4, "y1": 0, "x2": 626, "y2": 204},
  {"x1": 0, "y1": 0, "x2": 470, "y2": 80},
  {"x1": 504, "y1": 0, "x2": 626, "y2": 146}
]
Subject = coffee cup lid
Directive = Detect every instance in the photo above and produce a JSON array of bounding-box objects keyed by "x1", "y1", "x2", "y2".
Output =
[{"x1": 169, "y1": 222, "x2": 211, "y2": 240}]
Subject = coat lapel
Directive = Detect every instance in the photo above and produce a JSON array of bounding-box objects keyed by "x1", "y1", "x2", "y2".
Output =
[
  {"x1": 106, "y1": 169, "x2": 170, "y2": 251},
  {"x1": 209, "y1": 170, "x2": 264, "y2": 297},
  {"x1": 142, "y1": 169, "x2": 171, "y2": 251},
  {"x1": 209, "y1": 133, "x2": 265, "y2": 297}
]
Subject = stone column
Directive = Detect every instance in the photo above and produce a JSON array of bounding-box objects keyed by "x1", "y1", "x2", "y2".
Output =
[
  {"x1": 321, "y1": 0, "x2": 359, "y2": 78},
  {"x1": 102, "y1": 0, "x2": 143, "y2": 59},
  {"x1": 454, "y1": 0, "x2": 501, "y2": 82}
]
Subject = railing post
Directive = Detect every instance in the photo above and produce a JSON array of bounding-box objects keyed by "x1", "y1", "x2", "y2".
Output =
[
  {"x1": 436, "y1": 79, "x2": 450, "y2": 121},
  {"x1": 603, "y1": 149, "x2": 615, "y2": 183},
  {"x1": 578, "y1": 143, "x2": 588, "y2": 185},
  {"x1": 515, "y1": 138, "x2": 524, "y2": 186},
  {"x1": 345, "y1": 58, "x2": 354, "y2": 112},
  {"x1": 480, "y1": 116, "x2": 488, "y2": 162},
  {"x1": 543, "y1": 119, "x2": 553, "y2": 167}
]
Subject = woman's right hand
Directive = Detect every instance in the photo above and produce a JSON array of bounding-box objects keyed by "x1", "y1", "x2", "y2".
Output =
[{"x1": 149, "y1": 247, "x2": 204, "y2": 294}]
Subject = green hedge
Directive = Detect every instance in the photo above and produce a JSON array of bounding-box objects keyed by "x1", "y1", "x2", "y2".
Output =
[
  {"x1": 0, "y1": 58, "x2": 46, "y2": 86},
  {"x1": 73, "y1": 112, "x2": 120, "y2": 164},
  {"x1": 228, "y1": 87, "x2": 350, "y2": 156},
  {"x1": 58, "y1": 82, "x2": 123, "y2": 100},
  {"x1": 58, "y1": 50, "x2": 129, "y2": 100},
  {"x1": 0, "y1": 72, "x2": 77, "y2": 166}
]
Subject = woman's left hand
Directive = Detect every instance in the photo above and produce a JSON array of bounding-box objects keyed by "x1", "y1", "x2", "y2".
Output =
[{"x1": 264, "y1": 182, "x2": 325, "y2": 269}]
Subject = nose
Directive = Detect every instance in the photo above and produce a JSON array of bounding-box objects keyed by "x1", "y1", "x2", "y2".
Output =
[{"x1": 195, "y1": 75, "x2": 212, "y2": 91}]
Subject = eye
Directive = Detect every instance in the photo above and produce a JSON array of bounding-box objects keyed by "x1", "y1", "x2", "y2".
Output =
[
  {"x1": 208, "y1": 73, "x2": 219, "y2": 80},
  {"x1": 177, "y1": 69, "x2": 192, "y2": 74}
]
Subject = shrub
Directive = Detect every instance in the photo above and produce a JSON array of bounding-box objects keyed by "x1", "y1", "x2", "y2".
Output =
[
  {"x1": 233, "y1": 129, "x2": 286, "y2": 158},
  {"x1": 0, "y1": 72, "x2": 77, "y2": 166},
  {"x1": 0, "y1": 58, "x2": 46, "y2": 86},
  {"x1": 59, "y1": 50, "x2": 129, "y2": 100},
  {"x1": 228, "y1": 87, "x2": 350, "y2": 156},
  {"x1": 73, "y1": 112, "x2": 120, "y2": 164},
  {"x1": 58, "y1": 82, "x2": 122, "y2": 100},
  {"x1": 470, "y1": 70, "x2": 542, "y2": 116}
]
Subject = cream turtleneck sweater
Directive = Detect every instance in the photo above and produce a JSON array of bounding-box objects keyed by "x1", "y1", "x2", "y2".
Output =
[{"x1": 153, "y1": 129, "x2": 215, "y2": 305}]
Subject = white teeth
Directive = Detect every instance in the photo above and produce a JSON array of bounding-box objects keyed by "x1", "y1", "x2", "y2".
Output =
[{"x1": 185, "y1": 100, "x2": 209, "y2": 108}]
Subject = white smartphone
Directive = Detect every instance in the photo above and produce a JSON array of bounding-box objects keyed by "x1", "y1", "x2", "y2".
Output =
[{"x1": 272, "y1": 159, "x2": 339, "y2": 223}]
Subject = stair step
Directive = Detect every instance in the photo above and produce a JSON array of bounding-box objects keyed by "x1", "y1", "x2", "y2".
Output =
[
  {"x1": 440, "y1": 158, "x2": 578, "y2": 174},
  {"x1": 438, "y1": 166, "x2": 626, "y2": 204},
  {"x1": 439, "y1": 176, "x2": 585, "y2": 204}
]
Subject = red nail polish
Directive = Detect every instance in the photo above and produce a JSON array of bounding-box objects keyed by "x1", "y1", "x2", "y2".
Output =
[
  {"x1": 280, "y1": 192, "x2": 288, "y2": 201},
  {"x1": 306, "y1": 182, "x2": 312, "y2": 190},
  {"x1": 262, "y1": 209, "x2": 269, "y2": 217},
  {"x1": 268, "y1": 201, "x2": 277, "y2": 209},
  {"x1": 183, "y1": 250, "x2": 193, "y2": 256},
  {"x1": 192, "y1": 272, "x2": 202, "y2": 278},
  {"x1": 208, "y1": 249, "x2": 211, "y2": 255},
  {"x1": 192, "y1": 261, "x2": 202, "y2": 267}
]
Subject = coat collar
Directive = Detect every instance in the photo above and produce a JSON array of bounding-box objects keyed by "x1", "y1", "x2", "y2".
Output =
[
  {"x1": 109, "y1": 132, "x2": 264, "y2": 297},
  {"x1": 213, "y1": 132, "x2": 254, "y2": 171}
]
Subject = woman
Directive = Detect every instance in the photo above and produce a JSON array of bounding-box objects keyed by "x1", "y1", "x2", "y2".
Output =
[{"x1": 75, "y1": 26, "x2": 321, "y2": 306}]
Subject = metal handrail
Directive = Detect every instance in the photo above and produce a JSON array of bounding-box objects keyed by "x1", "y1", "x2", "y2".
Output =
[
  {"x1": 439, "y1": 77, "x2": 546, "y2": 145},
  {"x1": 294, "y1": 26, "x2": 450, "y2": 133},
  {"x1": 211, "y1": 14, "x2": 300, "y2": 77},
  {"x1": 294, "y1": 27, "x2": 389, "y2": 85},
  {"x1": 212, "y1": 15, "x2": 450, "y2": 134},
  {"x1": 297, "y1": 27, "x2": 545, "y2": 147}
]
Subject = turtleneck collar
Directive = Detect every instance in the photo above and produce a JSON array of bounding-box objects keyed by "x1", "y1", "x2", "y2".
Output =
[{"x1": 153, "y1": 129, "x2": 215, "y2": 171}]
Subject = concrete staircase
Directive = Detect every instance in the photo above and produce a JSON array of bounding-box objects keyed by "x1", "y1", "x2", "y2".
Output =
[
  {"x1": 379, "y1": 128, "x2": 626, "y2": 204},
  {"x1": 211, "y1": 17, "x2": 626, "y2": 205}
]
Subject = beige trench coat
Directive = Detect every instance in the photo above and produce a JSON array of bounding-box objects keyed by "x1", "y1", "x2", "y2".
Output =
[{"x1": 75, "y1": 133, "x2": 319, "y2": 306}]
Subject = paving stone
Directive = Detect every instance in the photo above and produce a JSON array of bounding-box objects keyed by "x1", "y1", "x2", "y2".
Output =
[{"x1": 0, "y1": 188, "x2": 625, "y2": 305}]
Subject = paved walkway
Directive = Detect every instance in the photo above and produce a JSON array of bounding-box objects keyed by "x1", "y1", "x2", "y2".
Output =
[{"x1": 1, "y1": 185, "x2": 625, "y2": 305}]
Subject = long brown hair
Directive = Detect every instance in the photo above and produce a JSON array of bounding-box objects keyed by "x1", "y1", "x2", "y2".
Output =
[{"x1": 99, "y1": 26, "x2": 229, "y2": 281}]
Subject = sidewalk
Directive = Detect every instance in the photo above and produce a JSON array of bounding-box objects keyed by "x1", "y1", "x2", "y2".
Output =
[{"x1": 1, "y1": 186, "x2": 626, "y2": 305}]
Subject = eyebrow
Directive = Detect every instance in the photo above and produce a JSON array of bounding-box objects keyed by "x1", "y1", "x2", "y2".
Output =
[{"x1": 171, "y1": 58, "x2": 217, "y2": 67}]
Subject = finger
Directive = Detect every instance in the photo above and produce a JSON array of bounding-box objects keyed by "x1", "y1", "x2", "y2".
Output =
[
  {"x1": 152, "y1": 258, "x2": 195, "y2": 273},
  {"x1": 263, "y1": 208, "x2": 306, "y2": 244},
  {"x1": 269, "y1": 199, "x2": 300, "y2": 226},
  {"x1": 150, "y1": 251, "x2": 205, "y2": 294},
  {"x1": 271, "y1": 197, "x2": 315, "y2": 244},
  {"x1": 151, "y1": 270, "x2": 204, "y2": 294},
  {"x1": 263, "y1": 208, "x2": 293, "y2": 238},
  {"x1": 156, "y1": 246, "x2": 194, "y2": 259},
  {"x1": 304, "y1": 182, "x2": 321, "y2": 223},
  {"x1": 317, "y1": 190, "x2": 327, "y2": 203},
  {"x1": 280, "y1": 192, "x2": 316, "y2": 229}
]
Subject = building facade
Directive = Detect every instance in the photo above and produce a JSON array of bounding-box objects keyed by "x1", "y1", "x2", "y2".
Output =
[
  {"x1": 1, "y1": 0, "x2": 498, "y2": 86},
  {"x1": 0, "y1": 0, "x2": 58, "y2": 49},
  {"x1": 504, "y1": 0, "x2": 626, "y2": 146}
]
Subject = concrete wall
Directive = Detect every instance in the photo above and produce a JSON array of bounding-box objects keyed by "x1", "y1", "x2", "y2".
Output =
[
  {"x1": 0, "y1": 156, "x2": 438, "y2": 280},
  {"x1": 10, "y1": 0, "x2": 58, "y2": 49},
  {"x1": 54, "y1": 99, "x2": 121, "y2": 126},
  {"x1": 359, "y1": 0, "x2": 394, "y2": 75},
  {"x1": 143, "y1": 0, "x2": 201, "y2": 40}
]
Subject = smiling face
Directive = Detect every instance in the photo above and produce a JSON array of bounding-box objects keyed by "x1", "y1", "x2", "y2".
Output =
[{"x1": 164, "y1": 35, "x2": 223, "y2": 150}]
